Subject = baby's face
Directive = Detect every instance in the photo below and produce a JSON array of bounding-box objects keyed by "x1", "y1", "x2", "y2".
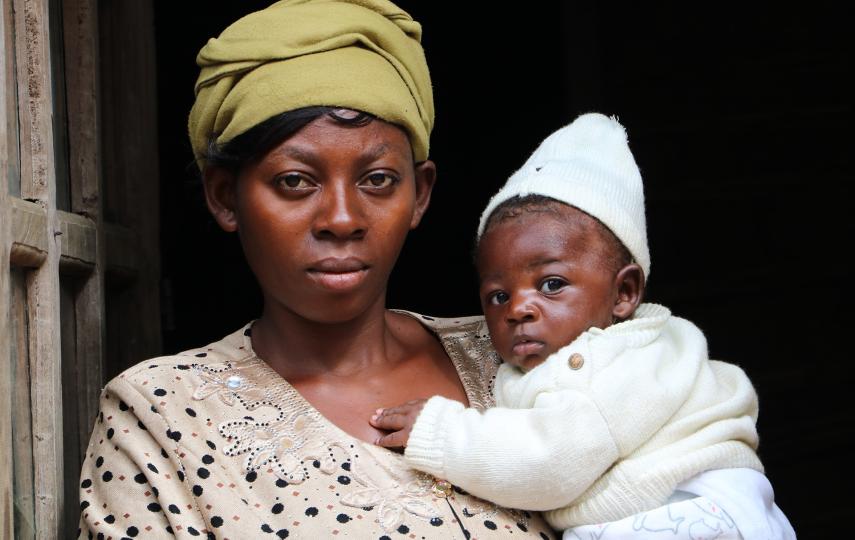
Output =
[{"x1": 477, "y1": 208, "x2": 620, "y2": 371}]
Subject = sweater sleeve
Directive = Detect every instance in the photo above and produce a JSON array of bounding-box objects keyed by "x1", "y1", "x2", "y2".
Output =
[
  {"x1": 78, "y1": 376, "x2": 207, "y2": 538},
  {"x1": 404, "y1": 390, "x2": 620, "y2": 511}
]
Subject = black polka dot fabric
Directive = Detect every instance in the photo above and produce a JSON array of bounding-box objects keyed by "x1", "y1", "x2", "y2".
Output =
[{"x1": 78, "y1": 316, "x2": 556, "y2": 538}]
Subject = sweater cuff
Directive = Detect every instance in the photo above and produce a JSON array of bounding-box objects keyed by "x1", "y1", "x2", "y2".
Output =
[{"x1": 404, "y1": 396, "x2": 465, "y2": 477}]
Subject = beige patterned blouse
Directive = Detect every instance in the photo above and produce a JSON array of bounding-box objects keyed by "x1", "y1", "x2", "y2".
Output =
[{"x1": 78, "y1": 312, "x2": 556, "y2": 539}]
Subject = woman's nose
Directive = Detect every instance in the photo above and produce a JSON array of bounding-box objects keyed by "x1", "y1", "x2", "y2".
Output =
[
  {"x1": 313, "y1": 182, "x2": 366, "y2": 240},
  {"x1": 506, "y1": 294, "x2": 539, "y2": 324}
]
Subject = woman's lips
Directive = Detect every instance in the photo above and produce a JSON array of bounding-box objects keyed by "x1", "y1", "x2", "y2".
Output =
[{"x1": 307, "y1": 258, "x2": 369, "y2": 292}]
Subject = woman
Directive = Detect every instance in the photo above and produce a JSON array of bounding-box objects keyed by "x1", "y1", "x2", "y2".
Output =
[{"x1": 78, "y1": 1, "x2": 555, "y2": 537}]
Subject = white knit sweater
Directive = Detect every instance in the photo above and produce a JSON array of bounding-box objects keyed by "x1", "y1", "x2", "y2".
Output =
[{"x1": 404, "y1": 303, "x2": 764, "y2": 529}]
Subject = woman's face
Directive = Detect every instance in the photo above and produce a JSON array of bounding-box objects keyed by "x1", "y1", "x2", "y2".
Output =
[{"x1": 205, "y1": 114, "x2": 435, "y2": 323}]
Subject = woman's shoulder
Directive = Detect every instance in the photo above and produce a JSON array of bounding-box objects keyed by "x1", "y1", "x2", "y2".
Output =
[
  {"x1": 391, "y1": 309, "x2": 502, "y2": 409},
  {"x1": 390, "y1": 309, "x2": 490, "y2": 342},
  {"x1": 391, "y1": 309, "x2": 486, "y2": 331},
  {"x1": 105, "y1": 322, "x2": 254, "y2": 398}
]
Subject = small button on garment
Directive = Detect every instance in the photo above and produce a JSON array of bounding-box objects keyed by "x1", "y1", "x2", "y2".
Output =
[
  {"x1": 568, "y1": 353, "x2": 584, "y2": 370},
  {"x1": 226, "y1": 375, "x2": 243, "y2": 389},
  {"x1": 431, "y1": 479, "x2": 453, "y2": 498}
]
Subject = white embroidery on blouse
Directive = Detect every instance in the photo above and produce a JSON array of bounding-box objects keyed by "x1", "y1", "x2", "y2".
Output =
[
  {"x1": 219, "y1": 410, "x2": 343, "y2": 484},
  {"x1": 193, "y1": 360, "x2": 344, "y2": 484},
  {"x1": 341, "y1": 455, "x2": 441, "y2": 531}
]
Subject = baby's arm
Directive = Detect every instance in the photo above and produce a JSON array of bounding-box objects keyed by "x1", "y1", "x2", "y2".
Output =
[{"x1": 371, "y1": 391, "x2": 620, "y2": 512}]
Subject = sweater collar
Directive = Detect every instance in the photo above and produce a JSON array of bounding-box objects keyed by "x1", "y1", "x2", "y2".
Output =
[{"x1": 586, "y1": 303, "x2": 671, "y2": 348}]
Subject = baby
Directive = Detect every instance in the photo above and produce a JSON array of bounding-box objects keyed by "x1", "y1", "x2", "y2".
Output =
[{"x1": 371, "y1": 113, "x2": 795, "y2": 539}]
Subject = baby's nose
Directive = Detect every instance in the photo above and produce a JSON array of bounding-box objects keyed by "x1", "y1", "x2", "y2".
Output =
[{"x1": 506, "y1": 296, "x2": 538, "y2": 323}]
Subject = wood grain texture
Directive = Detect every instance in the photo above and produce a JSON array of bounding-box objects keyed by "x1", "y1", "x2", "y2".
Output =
[
  {"x1": 1, "y1": 0, "x2": 14, "y2": 533},
  {"x1": 13, "y1": 0, "x2": 65, "y2": 536},
  {"x1": 61, "y1": 1, "x2": 104, "y2": 532},
  {"x1": 10, "y1": 198, "x2": 47, "y2": 268}
]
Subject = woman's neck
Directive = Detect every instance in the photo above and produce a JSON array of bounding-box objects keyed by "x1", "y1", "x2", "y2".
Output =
[{"x1": 250, "y1": 295, "x2": 401, "y2": 381}]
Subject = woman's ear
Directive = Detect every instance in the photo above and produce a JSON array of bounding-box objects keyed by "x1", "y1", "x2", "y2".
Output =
[
  {"x1": 410, "y1": 160, "x2": 437, "y2": 229},
  {"x1": 612, "y1": 263, "x2": 645, "y2": 321},
  {"x1": 202, "y1": 166, "x2": 239, "y2": 232}
]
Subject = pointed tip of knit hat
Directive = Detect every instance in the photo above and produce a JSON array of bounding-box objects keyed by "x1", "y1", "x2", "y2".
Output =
[
  {"x1": 478, "y1": 112, "x2": 651, "y2": 281},
  {"x1": 570, "y1": 112, "x2": 626, "y2": 133},
  {"x1": 526, "y1": 113, "x2": 627, "y2": 163}
]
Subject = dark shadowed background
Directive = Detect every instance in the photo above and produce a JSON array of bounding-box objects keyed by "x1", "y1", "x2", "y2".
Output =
[{"x1": 154, "y1": 3, "x2": 852, "y2": 536}]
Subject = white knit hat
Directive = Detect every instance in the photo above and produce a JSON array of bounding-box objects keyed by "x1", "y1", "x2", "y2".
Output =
[{"x1": 477, "y1": 112, "x2": 650, "y2": 280}]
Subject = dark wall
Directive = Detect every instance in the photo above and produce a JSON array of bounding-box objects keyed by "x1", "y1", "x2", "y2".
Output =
[{"x1": 155, "y1": 3, "x2": 852, "y2": 536}]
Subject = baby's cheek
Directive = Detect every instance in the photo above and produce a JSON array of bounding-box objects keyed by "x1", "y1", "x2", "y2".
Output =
[
  {"x1": 483, "y1": 311, "x2": 501, "y2": 334},
  {"x1": 492, "y1": 333, "x2": 514, "y2": 362}
]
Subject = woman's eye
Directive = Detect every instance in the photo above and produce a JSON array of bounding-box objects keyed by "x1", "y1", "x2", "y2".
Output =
[
  {"x1": 276, "y1": 173, "x2": 312, "y2": 189},
  {"x1": 361, "y1": 172, "x2": 397, "y2": 189},
  {"x1": 488, "y1": 291, "x2": 510, "y2": 305},
  {"x1": 539, "y1": 278, "x2": 567, "y2": 294}
]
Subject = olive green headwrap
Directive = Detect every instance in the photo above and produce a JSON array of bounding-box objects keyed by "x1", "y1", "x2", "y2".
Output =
[{"x1": 188, "y1": 0, "x2": 435, "y2": 167}]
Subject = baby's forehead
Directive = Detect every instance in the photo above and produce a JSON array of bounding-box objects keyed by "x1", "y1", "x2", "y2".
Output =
[
  {"x1": 477, "y1": 208, "x2": 611, "y2": 268},
  {"x1": 486, "y1": 204, "x2": 605, "y2": 245}
]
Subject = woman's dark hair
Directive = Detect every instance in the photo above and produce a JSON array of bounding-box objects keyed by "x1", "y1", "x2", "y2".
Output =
[{"x1": 203, "y1": 106, "x2": 376, "y2": 174}]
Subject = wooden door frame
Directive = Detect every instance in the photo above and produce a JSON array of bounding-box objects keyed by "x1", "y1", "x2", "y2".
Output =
[{"x1": 1, "y1": 0, "x2": 159, "y2": 536}]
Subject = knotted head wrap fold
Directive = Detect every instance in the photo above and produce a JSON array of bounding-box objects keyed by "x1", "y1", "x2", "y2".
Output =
[{"x1": 188, "y1": 0, "x2": 434, "y2": 167}]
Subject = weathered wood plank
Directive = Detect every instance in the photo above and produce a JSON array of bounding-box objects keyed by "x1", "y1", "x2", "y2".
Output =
[
  {"x1": 61, "y1": 2, "x2": 104, "y2": 534},
  {"x1": 7, "y1": 200, "x2": 94, "y2": 270},
  {"x1": 2, "y1": 0, "x2": 20, "y2": 196},
  {"x1": 10, "y1": 198, "x2": 47, "y2": 268},
  {"x1": 57, "y1": 210, "x2": 96, "y2": 270},
  {"x1": 58, "y1": 284, "x2": 80, "y2": 539},
  {"x1": 1, "y1": 1, "x2": 15, "y2": 533},
  {"x1": 13, "y1": 0, "x2": 65, "y2": 536},
  {"x1": 63, "y1": 0, "x2": 99, "y2": 218},
  {"x1": 11, "y1": 270, "x2": 36, "y2": 540},
  {"x1": 0, "y1": 192, "x2": 14, "y2": 540}
]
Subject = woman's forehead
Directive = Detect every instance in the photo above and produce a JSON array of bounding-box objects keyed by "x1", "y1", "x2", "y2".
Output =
[{"x1": 265, "y1": 114, "x2": 414, "y2": 163}]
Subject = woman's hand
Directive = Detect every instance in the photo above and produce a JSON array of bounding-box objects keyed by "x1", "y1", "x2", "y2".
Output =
[{"x1": 370, "y1": 399, "x2": 428, "y2": 449}]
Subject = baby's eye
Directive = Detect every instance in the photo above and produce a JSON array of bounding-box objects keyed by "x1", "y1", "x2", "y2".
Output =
[
  {"x1": 276, "y1": 173, "x2": 313, "y2": 190},
  {"x1": 488, "y1": 291, "x2": 510, "y2": 305},
  {"x1": 539, "y1": 278, "x2": 567, "y2": 294},
  {"x1": 360, "y1": 172, "x2": 398, "y2": 189}
]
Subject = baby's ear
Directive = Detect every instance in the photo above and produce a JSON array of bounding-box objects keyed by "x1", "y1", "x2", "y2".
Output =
[{"x1": 613, "y1": 264, "x2": 645, "y2": 320}]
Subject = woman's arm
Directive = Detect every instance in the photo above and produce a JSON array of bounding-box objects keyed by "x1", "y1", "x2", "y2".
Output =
[{"x1": 78, "y1": 378, "x2": 208, "y2": 538}]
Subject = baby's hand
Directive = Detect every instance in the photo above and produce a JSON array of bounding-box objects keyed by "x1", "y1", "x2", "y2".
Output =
[{"x1": 369, "y1": 399, "x2": 428, "y2": 449}]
